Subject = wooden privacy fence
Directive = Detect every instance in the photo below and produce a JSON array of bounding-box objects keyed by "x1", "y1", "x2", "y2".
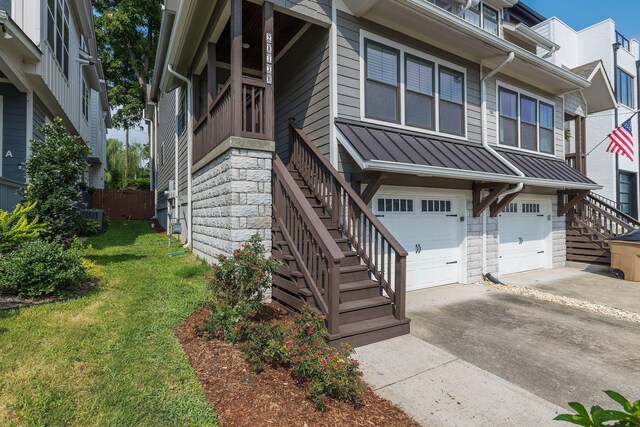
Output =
[{"x1": 90, "y1": 189, "x2": 154, "y2": 220}]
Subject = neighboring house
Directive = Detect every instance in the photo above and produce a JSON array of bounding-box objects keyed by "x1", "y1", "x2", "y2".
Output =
[
  {"x1": 147, "y1": 0, "x2": 610, "y2": 346},
  {"x1": 528, "y1": 15, "x2": 639, "y2": 218},
  {"x1": 0, "y1": 0, "x2": 111, "y2": 212}
]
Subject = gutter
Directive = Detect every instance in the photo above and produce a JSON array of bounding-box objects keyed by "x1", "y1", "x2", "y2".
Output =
[{"x1": 167, "y1": 64, "x2": 193, "y2": 249}]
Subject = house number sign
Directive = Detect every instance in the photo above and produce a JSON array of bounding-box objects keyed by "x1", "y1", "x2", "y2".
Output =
[{"x1": 266, "y1": 32, "x2": 273, "y2": 85}]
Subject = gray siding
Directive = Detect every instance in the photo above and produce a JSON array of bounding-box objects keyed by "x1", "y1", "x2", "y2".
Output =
[
  {"x1": 271, "y1": 0, "x2": 331, "y2": 25},
  {"x1": 275, "y1": 25, "x2": 330, "y2": 160},
  {"x1": 33, "y1": 95, "x2": 52, "y2": 144},
  {"x1": 156, "y1": 89, "x2": 177, "y2": 210},
  {"x1": 564, "y1": 91, "x2": 587, "y2": 117},
  {"x1": 0, "y1": 83, "x2": 27, "y2": 183},
  {"x1": 0, "y1": 178, "x2": 23, "y2": 212}
]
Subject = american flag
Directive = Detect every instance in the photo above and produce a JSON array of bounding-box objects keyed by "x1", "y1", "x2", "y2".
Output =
[{"x1": 606, "y1": 118, "x2": 634, "y2": 161}]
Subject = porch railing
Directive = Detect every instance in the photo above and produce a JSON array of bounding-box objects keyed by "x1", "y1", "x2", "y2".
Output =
[
  {"x1": 571, "y1": 193, "x2": 640, "y2": 238},
  {"x1": 193, "y1": 76, "x2": 268, "y2": 165},
  {"x1": 289, "y1": 123, "x2": 408, "y2": 320},
  {"x1": 565, "y1": 152, "x2": 586, "y2": 174},
  {"x1": 272, "y1": 156, "x2": 344, "y2": 335}
]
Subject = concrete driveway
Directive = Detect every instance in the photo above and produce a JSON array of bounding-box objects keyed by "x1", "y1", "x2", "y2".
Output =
[{"x1": 407, "y1": 268, "x2": 640, "y2": 412}]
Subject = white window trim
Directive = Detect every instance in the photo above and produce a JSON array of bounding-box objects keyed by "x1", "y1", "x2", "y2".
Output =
[
  {"x1": 495, "y1": 80, "x2": 557, "y2": 157},
  {"x1": 359, "y1": 30, "x2": 469, "y2": 141},
  {"x1": 0, "y1": 95, "x2": 3, "y2": 177}
]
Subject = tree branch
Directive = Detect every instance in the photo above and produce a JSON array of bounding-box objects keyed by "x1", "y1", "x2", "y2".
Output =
[{"x1": 126, "y1": 42, "x2": 147, "y2": 86}]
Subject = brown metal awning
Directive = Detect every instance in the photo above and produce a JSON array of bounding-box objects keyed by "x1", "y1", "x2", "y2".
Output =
[{"x1": 336, "y1": 119, "x2": 600, "y2": 190}]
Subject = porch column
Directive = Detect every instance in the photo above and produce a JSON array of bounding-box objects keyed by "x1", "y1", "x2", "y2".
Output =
[
  {"x1": 230, "y1": 0, "x2": 243, "y2": 136},
  {"x1": 575, "y1": 115, "x2": 584, "y2": 174},
  {"x1": 207, "y1": 42, "x2": 217, "y2": 146},
  {"x1": 263, "y1": 0, "x2": 274, "y2": 141}
]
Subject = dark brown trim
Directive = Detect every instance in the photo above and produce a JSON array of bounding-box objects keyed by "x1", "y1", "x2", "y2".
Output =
[
  {"x1": 360, "y1": 173, "x2": 384, "y2": 205},
  {"x1": 472, "y1": 182, "x2": 509, "y2": 217},
  {"x1": 262, "y1": 0, "x2": 274, "y2": 141},
  {"x1": 230, "y1": 0, "x2": 243, "y2": 137},
  {"x1": 490, "y1": 191, "x2": 520, "y2": 217},
  {"x1": 557, "y1": 189, "x2": 589, "y2": 217}
]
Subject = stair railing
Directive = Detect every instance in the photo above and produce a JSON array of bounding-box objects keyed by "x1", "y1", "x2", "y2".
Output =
[
  {"x1": 573, "y1": 194, "x2": 640, "y2": 238},
  {"x1": 289, "y1": 123, "x2": 408, "y2": 320},
  {"x1": 272, "y1": 156, "x2": 344, "y2": 336}
]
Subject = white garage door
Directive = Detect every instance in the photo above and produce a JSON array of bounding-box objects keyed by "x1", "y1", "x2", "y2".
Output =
[
  {"x1": 375, "y1": 195, "x2": 464, "y2": 291},
  {"x1": 498, "y1": 200, "x2": 549, "y2": 275}
]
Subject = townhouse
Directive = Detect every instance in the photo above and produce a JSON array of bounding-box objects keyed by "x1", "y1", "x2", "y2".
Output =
[
  {"x1": 148, "y1": 0, "x2": 605, "y2": 345},
  {"x1": 0, "y1": 0, "x2": 110, "y2": 212}
]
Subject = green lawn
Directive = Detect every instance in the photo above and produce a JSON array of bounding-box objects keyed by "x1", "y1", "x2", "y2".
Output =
[{"x1": 0, "y1": 221, "x2": 218, "y2": 426}]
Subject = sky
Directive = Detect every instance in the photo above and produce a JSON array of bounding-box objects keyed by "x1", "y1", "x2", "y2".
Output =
[
  {"x1": 524, "y1": 0, "x2": 640, "y2": 40},
  {"x1": 107, "y1": 118, "x2": 148, "y2": 145}
]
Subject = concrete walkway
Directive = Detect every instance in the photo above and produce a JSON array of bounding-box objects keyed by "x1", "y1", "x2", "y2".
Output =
[{"x1": 354, "y1": 335, "x2": 563, "y2": 426}]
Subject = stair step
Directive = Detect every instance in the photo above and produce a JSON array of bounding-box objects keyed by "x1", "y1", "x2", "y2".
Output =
[
  {"x1": 340, "y1": 279, "x2": 378, "y2": 292},
  {"x1": 340, "y1": 264, "x2": 369, "y2": 282},
  {"x1": 340, "y1": 279, "x2": 380, "y2": 301},
  {"x1": 339, "y1": 295, "x2": 393, "y2": 324},
  {"x1": 340, "y1": 295, "x2": 389, "y2": 313},
  {"x1": 334, "y1": 316, "x2": 410, "y2": 348}
]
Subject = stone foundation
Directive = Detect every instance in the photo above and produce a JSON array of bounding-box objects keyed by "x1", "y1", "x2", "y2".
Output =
[{"x1": 191, "y1": 142, "x2": 273, "y2": 264}]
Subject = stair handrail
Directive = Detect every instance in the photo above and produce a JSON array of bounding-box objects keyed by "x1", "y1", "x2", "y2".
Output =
[
  {"x1": 585, "y1": 194, "x2": 640, "y2": 229},
  {"x1": 272, "y1": 156, "x2": 344, "y2": 335},
  {"x1": 289, "y1": 123, "x2": 408, "y2": 320}
]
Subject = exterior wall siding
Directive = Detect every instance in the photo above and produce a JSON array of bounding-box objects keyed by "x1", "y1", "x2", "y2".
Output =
[
  {"x1": 191, "y1": 148, "x2": 273, "y2": 263},
  {"x1": 271, "y1": 0, "x2": 331, "y2": 25},
  {"x1": 274, "y1": 25, "x2": 330, "y2": 161},
  {"x1": 32, "y1": 94, "x2": 51, "y2": 144},
  {"x1": 156, "y1": 90, "x2": 176, "y2": 212},
  {"x1": 0, "y1": 83, "x2": 27, "y2": 183}
]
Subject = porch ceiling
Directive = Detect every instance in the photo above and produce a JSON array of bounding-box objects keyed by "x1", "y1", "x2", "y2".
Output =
[{"x1": 355, "y1": 0, "x2": 590, "y2": 95}]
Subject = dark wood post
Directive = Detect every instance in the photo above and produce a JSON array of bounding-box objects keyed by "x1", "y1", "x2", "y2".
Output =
[
  {"x1": 395, "y1": 255, "x2": 406, "y2": 320},
  {"x1": 207, "y1": 42, "x2": 217, "y2": 149},
  {"x1": 580, "y1": 115, "x2": 587, "y2": 174},
  {"x1": 263, "y1": 0, "x2": 274, "y2": 141},
  {"x1": 230, "y1": 0, "x2": 243, "y2": 137},
  {"x1": 575, "y1": 116, "x2": 583, "y2": 173}
]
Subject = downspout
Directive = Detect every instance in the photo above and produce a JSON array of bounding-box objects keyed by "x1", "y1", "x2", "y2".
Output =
[
  {"x1": 458, "y1": 0, "x2": 476, "y2": 16},
  {"x1": 542, "y1": 45, "x2": 557, "y2": 59},
  {"x1": 167, "y1": 64, "x2": 193, "y2": 249},
  {"x1": 480, "y1": 52, "x2": 525, "y2": 280}
]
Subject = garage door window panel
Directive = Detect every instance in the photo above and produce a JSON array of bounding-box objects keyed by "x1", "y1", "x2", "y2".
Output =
[
  {"x1": 377, "y1": 198, "x2": 414, "y2": 212},
  {"x1": 422, "y1": 199, "x2": 452, "y2": 213}
]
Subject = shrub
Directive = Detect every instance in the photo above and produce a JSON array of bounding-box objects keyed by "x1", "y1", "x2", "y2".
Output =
[
  {"x1": 555, "y1": 391, "x2": 639, "y2": 426},
  {"x1": 0, "y1": 239, "x2": 86, "y2": 298},
  {"x1": 209, "y1": 234, "x2": 280, "y2": 318},
  {"x1": 0, "y1": 202, "x2": 46, "y2": 254},
  {"x1": 76, "y1": 216, "x2": 101, "y2": 236},
  {"x1": 23, "y1": 118, "x2": 91, "y2": 240}
]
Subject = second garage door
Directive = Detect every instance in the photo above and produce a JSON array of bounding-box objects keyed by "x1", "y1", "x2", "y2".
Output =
[
  {"x1": 375, "y1": 194, "x2": 465, "y2": 291},
  {"x1": 498, "y1": 199, "x2": 550, "y2": 275}
]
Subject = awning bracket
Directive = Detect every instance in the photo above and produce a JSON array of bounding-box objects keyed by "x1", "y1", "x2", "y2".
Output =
[
  {"x1": 489, "y1": 190, "x2": 521, "y2": 217},
  {"x1": 557, "y1": 190, "x2": 590, "y2": 217},
  {"x1": 472, "y1": 182, "x2": 509, "y2": 217}
]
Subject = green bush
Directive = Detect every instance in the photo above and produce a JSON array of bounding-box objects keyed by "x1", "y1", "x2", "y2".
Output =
[
  {"x1": 209, "y1": 234, "x2": 280, "y2": 319},
  {"x1": 0, "y1": 202, "x2": 46, "y2": 254},
  {"x1": 23, "y1": 118, "x2": 91, "y2": 240},
  {"x1": 0, "y1": 239, "x2": 86, "y2": 298},
  {"x1": 76, "y1": 216, "x2": 101, "y2": 236},
  {"x1": 555, "y1": 391, "x2": 639, "y2": 426}
]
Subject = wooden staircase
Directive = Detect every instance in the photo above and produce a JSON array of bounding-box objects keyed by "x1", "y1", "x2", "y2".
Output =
[
  {"x1": 271, "y1": 125, "x2": 409, "y2": 347},
  {"x1": 566, "y1": 193, "x2": 640, "y2": 264}
]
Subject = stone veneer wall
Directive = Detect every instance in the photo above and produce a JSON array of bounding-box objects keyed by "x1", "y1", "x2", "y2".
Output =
[
  {"x1": 552, "y1": 203, "x2": 567, "y2": 268},
  {"x1": 191, "y1": 147, "x2": 273, "y2": 264},
  {"x1": 466, "y1": 198, "x2": 499, "y2": 283}
]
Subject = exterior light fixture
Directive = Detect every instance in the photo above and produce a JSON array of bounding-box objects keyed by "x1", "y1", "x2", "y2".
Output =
[{"x1": 1, "y1": 24, "x2": 12, "y2": 40}]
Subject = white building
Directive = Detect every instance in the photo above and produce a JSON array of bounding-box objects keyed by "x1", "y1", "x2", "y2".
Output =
[{"x1": 0, "y1": 0, "x2": 111, "y2": 211}]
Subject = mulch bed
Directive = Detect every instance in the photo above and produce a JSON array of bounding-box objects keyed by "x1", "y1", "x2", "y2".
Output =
[
  {"x1": 176, "y1": 308, "x2": 421, "y2": 427},
  {"x1": 0, "y1": 282, "x2": 96, "y2": 311}
]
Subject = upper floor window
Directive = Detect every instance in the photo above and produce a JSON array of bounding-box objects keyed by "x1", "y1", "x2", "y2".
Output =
[
  {"x1": 80, "y1": 34, "x2": 90, "y2": 55},
  {"x1": 498, "y1": 86, "x2": 555, "y2": 154},
  {"x1": 82, "y1": 81, "x2": 89, "y2": 121},
  {"x1": 616, "y1": 31, "x2": 630, "y2": 52},
  {"x1": 482, "y1": 5, "x2": 499, "y2": 36},
  {"x1": 365, "y1": 40, "x2": 400, "y2": 122},
  {"x1": 363, "y1": 36, "x2": 467, "y2": 137},
  {"x1": 46, "y1": 0, "x2": 70, "y2": 79},
  {"x1": 616, "y1": 68, "x2": 634, "y2": 108}
]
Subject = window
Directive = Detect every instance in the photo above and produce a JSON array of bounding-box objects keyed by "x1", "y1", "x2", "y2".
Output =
[
  {"x1": 362, "y1": 35, "x2": 467, "y2": 137},
  {"x1": 463, "y1": 3, "x2": 481, "y2": 26},
  {"x1": 427, "y1": 0, "x2": 461, "y2": 14},
  {"x1": 618, "y1": 172, "x2": 637, "y2": 217},
  {"x1": 439, "y1": 67, "x2": 465, "y2": 135},
  {"x1": 177, "y1": 88, "x2": 187, "y2": 135},
  {"x1": 616, "y1": 68, "x2": 634, "y2": 108},
  {"x1": 81, "y1": 81, "x2": 89, "y2": 121},
  {"x1": 422, "y1": 199, "x2": 452, "y2": 213},
  {"x1": 520, "y1": 95, "x2": 537, "y2": 150},
  {"x1": 499, "y1": 85, "x2": 555, "y2": 154},
  {"x1": 377, "y1": 198, "x2": 414, "y2": 212},
  {"x1": 522, "y1": 203, "x2": 541, "y2": 213},
  {"x1": 482, "y1": 5, "x2": 499, "y2": 36},
  {"x1": 616, "y1": 31, "x2": 630, "y2": 51},
  {"x1": 47, "y1": 0, "x2": 70, "y2": 78},
  {"x1": 405, "y1": 55, "x2": 435, "y2": 130},
  {"x1": 365, "y1": 40, "x2": 400, "y2": 122},
  {"x1": 80, "y1": 34, "x2": 89, "y2": 54},
  {"x1": 539, "y1": 102, "x2": 554, "y2": 154},
  {"x1": 501, "y1": 202, "x2": 517, "y2": 213},
  {"x1": 499, "y1": 88, "x2": 518, "y2": 146}
]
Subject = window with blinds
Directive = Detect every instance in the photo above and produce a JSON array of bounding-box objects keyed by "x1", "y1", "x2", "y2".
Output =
[
  {"x1": 439, "y1": 67, "x2": 465, "y2": 135},
  {"x1": 405, "y1": 55, "x2": 435, "y2": 130},
  {"x1": 365, "y1": 40, "x2": 400, "y2": 122}
]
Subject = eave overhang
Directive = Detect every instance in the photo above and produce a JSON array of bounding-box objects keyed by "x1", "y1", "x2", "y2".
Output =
[
  {"x1": 502, "y1": 21, "x2": 560, "y2": 53},
  {"x1": 0, "y1": 11, "x2": 41, "y2": 63},
  {"x1": 574, "y1": 61, "x2": 617, "y2": 114},
  {"x1": 348, "y1": 0, "x2": 590, "y2": 95}
]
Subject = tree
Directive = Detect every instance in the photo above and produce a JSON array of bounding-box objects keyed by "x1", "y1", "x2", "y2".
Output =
[
  {"x1": 104, "y1": 138, "x2": 150, "y2": 190},
  {"x1": 23, "y1": 119, "x2": 91, "y2": 239},
  {"x1": 93, "y1": 0, "x2": 162, "y2": 183}
]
